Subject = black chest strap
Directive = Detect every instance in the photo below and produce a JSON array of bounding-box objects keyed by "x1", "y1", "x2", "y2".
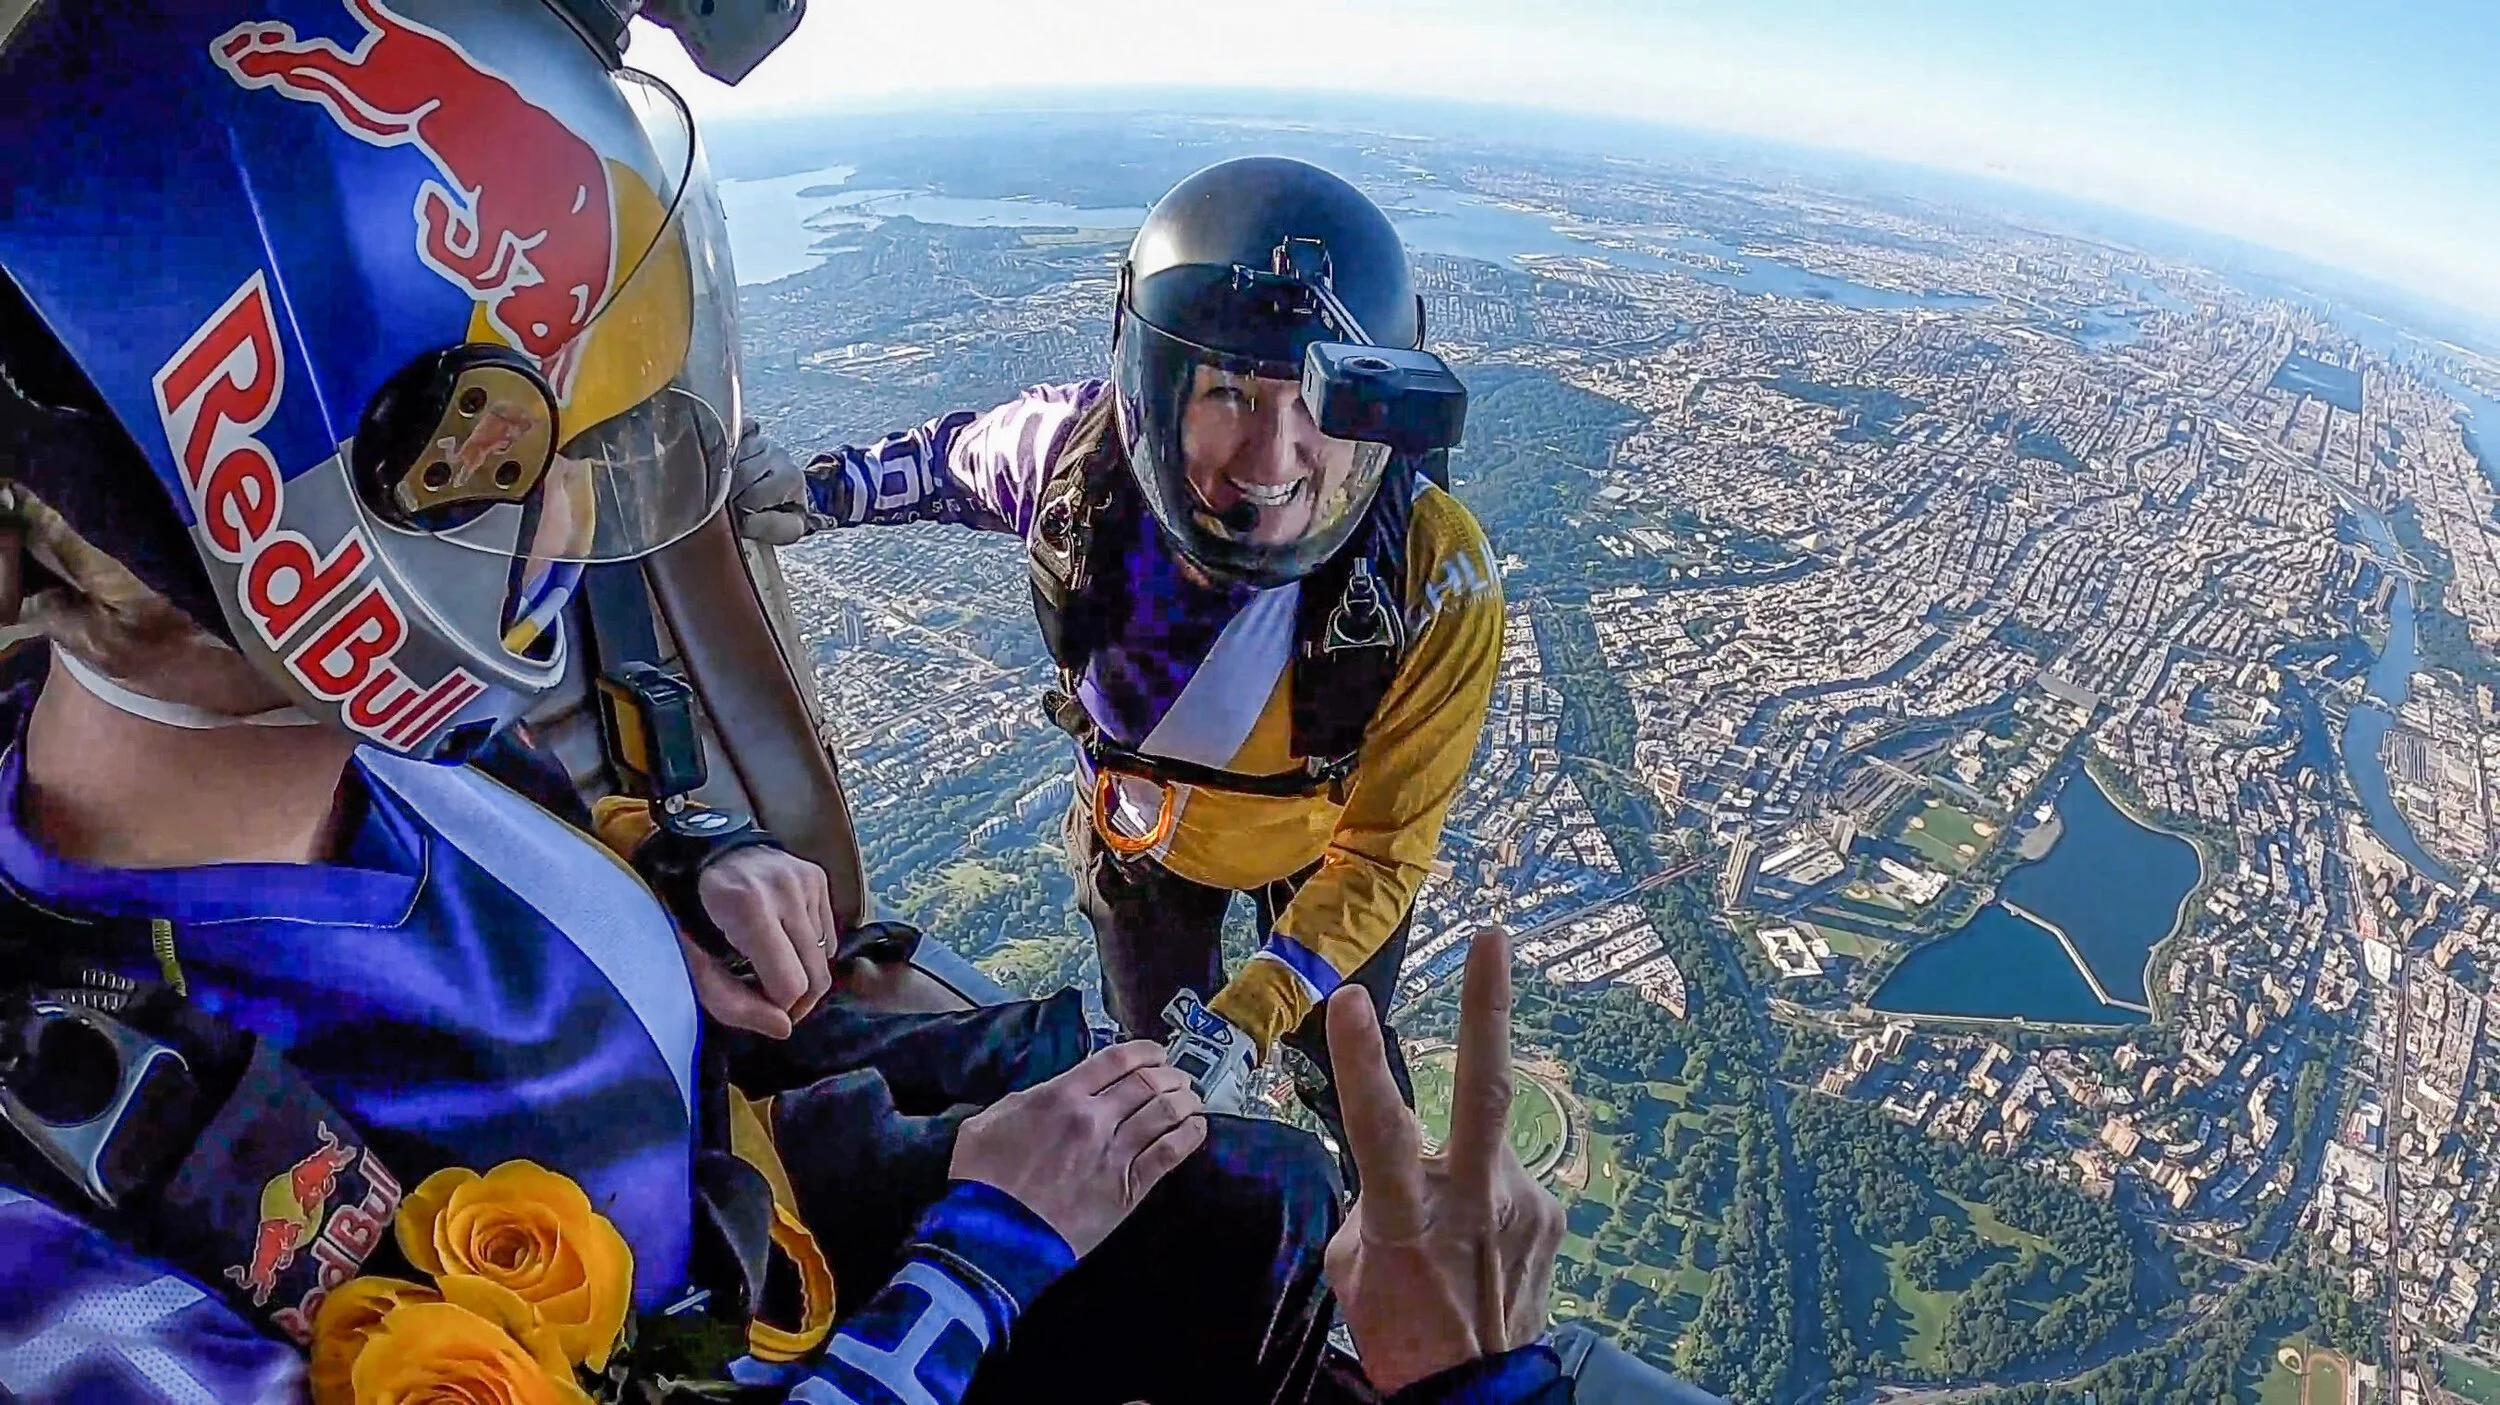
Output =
[
  {"x1": 0, "y1": 925, "x2": 410, "y2": 1348},
  {"x1": 0, "y1": 901, "x2": 779, "y2": 1351},
  {"x1": 1288, "y1": 464, "x2": 1417, "y2": 766},
  {"x1": 1030, "y1": 451, "x2": 1426, "y2": 795}
]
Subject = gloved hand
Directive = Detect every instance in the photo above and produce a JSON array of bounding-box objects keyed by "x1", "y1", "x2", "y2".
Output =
[
  {"x1": 1161, "y1": 988, "x2": 1258, "y2": 1115},
  {"x1": 729, "y1": 419, "x2": 815, "y2": 546}
]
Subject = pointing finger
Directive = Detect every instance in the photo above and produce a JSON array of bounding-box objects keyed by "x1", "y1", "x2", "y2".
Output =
[
  {"x1": 1448, "y1": 925, "x2": 1518, "y2": 1207},
  {"x1": 1325, "y1": 984, "x2": 1428, "y2": 1241}
]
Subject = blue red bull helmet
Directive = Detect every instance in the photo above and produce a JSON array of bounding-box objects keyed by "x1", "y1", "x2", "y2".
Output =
[{"x1": 0, "y1": 0, "x2": 750, "y2": 759}]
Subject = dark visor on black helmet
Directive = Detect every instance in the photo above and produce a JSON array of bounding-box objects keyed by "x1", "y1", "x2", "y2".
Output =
[
  {"x1": 1112, "y1": 158, "x2": 1467, "y2": 589},
  {"x1": 1114, "y1": 303, "x2": 1395, "y2": 590}
]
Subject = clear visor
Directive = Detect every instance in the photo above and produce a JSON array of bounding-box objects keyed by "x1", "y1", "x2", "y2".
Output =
[
  {"x1": 426, "y1": 70, "x2": 739, "y2": 566},
  {"x1": 1133, "y1": 319, "x2": 1390, "y2": 561}
]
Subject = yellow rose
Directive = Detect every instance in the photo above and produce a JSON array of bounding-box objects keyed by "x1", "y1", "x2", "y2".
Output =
[
  {"x1": 436, "y1": 1276, "x2": 575, "y2": 1382},
  {"x1": 309, "y1": 1277, "x2": 438, "y2": 1405},
  {"x1": 347, "y1": 1301, "x2": 594, "y2": 1405},
  {"x1": 394, "y1": 1161, "x2": 634, "y2": 1371}
]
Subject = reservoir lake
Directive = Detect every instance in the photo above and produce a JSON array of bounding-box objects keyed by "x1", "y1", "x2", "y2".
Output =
[{"x1": 1872, "y1": 768, "x2": 2199, "y2": 1025}]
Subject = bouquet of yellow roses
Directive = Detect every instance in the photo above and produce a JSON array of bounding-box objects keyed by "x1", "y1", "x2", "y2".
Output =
[{"x1": 308, "y1": 1159, "x2": 804, "y2": 1405}]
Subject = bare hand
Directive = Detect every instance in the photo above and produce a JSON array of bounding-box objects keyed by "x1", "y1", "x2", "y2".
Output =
[
  {"x1": 1324, "y1": 926, "x2": 1563, "y2": 1394},
  {"x1": 683, "y1": 846, "x2": 837, "y2": 1039},
  {"x1": 950, "y1": 1041, "x2": 1209, "y2": 1256}
]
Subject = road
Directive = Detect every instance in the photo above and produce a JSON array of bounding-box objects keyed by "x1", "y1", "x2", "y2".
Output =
[
  {"x1": 1500, "y1": 852, "x2": 1715, "y2": 950},
  {"x1": 2384, "y1": 952, "x2": 2413, "y2": 1390}
]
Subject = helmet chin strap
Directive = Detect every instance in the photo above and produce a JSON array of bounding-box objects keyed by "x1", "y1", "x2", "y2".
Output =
[{"x1": 51, "y1": 646, "x2": 320, "y2": 731}]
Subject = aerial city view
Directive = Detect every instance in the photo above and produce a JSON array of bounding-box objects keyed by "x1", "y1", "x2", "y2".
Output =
[{"x1": 696, "y1": 55, "x2": 2500, "y2": 1405}]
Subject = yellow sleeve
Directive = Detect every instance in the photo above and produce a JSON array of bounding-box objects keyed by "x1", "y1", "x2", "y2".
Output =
[
  {"x1": 1209, "y1": 500, "x2": 1504, "y2": 1051},
  {"x1": 589, "y1": 794, "x2": 661, "y2": 862}
]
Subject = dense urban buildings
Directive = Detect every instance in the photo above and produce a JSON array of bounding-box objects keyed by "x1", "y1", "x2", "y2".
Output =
[{"x1": 723, "y1": 110, "x2": 2499, "y2": 1404}]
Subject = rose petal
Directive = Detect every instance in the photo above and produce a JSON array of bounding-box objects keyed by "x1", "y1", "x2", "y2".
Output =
[
  {"x1": 572, "y1": 1213, "x2": 634, "y2": 1373},
  {"x1": 350, "y1": 1301, "x2": 593, "y2": 1405},
  {"x1": 441, "y1": 1198, "x2": 559, "y2": 1291},
  {"x1": 437, "y1": 1275, "x2": 575, "y2": 1384},
  {"x1": 307, "y1": 1277, "x2": 438, "y2": 1405},
  {"x1": 394, "y1": 1167, "x2": 481, "y2": 1279},
  {"x1": 481, "y1": 1162, "x2": 595, "y2": 1223}
]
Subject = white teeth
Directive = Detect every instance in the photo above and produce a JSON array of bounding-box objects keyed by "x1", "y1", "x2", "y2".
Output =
[{"x1": 1230, "y1": 477, "x2": 1305, "y2": 507}]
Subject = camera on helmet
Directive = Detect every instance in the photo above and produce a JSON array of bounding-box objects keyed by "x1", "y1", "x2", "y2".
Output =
[
  {"x1": 1227, "y1": 237, "x2": 1468, "y2": 458},
  {"x1": 1300, "y1": 342, "x2": 1469, "y2": 456}
]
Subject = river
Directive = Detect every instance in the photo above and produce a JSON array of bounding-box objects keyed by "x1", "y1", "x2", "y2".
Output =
[
  {"x1": 1870, "y1": 768, "x2": 2196, "y2": 1025},
  {"x1": 2337, "y1": 500, "x2": 2458, "y2": 885},
  {"x1": 717, "y1": 165, "x2": 1148, "y2": 284}
]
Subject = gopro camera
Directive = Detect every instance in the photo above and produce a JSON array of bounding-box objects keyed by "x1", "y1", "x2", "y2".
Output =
[
  {"x1": 595, "y1": 661, "x2": 708, "y2": 803},
  {"x1": 1301, "y1": 343, "x2": 1469, "y2": 456}
]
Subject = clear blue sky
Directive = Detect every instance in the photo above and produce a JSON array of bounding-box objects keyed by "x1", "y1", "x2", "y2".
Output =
[{"x1": 634, "y1": 0, "x2": 2500, "y2": 319}]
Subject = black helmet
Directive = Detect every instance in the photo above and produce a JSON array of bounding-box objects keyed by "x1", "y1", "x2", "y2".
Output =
[{"x1": 1113, "y1": 157, "x2": 1422, "y2": 589}]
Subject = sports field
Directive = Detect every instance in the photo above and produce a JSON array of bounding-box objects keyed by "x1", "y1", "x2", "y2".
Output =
[
  {"x1": 1897, "y1": 799, "x2": 1997, "y2": 871},
  {"x1": 2304, "y1": 1353, "x2": 2345, "y2": 1405},
  {"x1": 2443, "y1": 1349, "x2": 2500, "y2": 1405},
  {"x1": 2255, "y1": 1343, "x2": 2356, "y2": 1405},
  {"x1": 1410, "y1": 1045, "x2": 1569, "y2": 1178}
]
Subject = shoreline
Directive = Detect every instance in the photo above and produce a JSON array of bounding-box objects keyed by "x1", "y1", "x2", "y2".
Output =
[
  {"x1": 1863, "y1": 1004, "x2": 2138, "y2": 1034},
  {"x1": 1864, "y1": 759, "x2": 2198, "y2": 1025}
]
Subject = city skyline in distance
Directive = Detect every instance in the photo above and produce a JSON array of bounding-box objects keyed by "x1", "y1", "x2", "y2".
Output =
[{"x1": 633, "y1": 1, "x2": 2500, "y2": 339}]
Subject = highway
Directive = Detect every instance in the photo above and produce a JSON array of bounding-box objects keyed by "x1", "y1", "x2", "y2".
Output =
[{"x1": 1499, "y1": 850, "x2": 1716, "y2": 950}]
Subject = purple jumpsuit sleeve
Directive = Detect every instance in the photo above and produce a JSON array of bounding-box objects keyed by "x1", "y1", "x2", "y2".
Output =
[{"x1": 799, "y1": 380, "x2": 1106, "y2": 539}]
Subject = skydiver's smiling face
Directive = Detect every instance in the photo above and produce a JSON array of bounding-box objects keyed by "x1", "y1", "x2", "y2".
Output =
[{"x1": 1178, "y1": 363, "x2": 1364, "y2": 547}]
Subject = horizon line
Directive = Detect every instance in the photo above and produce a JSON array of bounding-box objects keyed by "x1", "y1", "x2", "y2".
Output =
[{"x1": 694, "y1": 83, "x2": 2500, "y2": 350}]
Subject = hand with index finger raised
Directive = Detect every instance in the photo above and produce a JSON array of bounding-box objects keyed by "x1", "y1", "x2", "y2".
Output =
[{"x1": 1322, "y1": 926, "x2": 1566, "y2": 1395}]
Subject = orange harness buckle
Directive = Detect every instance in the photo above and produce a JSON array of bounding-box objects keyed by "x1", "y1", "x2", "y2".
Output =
[{"x1": 1093, "y1": 768, "x2": 1178, "y2": 859}]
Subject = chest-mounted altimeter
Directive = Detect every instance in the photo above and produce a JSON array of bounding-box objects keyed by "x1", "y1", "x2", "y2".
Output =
[{"x1": 1233, "y1": 237, "x2": 1469, "y2": 457}]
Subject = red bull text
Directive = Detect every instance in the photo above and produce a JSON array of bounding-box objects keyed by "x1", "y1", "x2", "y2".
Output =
[
  {"x1": 152, "y1": 273, "x2": 487, "y2": 746},
  {"x1": 212, "y1": 0, "x2": 618, "y2": 396}
]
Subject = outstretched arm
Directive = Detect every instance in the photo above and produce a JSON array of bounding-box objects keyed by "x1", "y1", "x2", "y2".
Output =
[{"x1": 733, "y1": 381, "x2": 1105, "y2": 543}]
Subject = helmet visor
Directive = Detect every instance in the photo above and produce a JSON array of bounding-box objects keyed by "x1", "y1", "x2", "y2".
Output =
[
  {"x1": 421, "y1": 70, "x2": 739, "y2": 565},
  {"x1": 1119, "y1": 315, "x2": 1390, "y2": 587}
]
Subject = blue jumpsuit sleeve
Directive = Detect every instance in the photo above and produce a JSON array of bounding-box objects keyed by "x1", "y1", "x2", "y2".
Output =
[
  {"x1": 784, "y1": 1181, "x2": 1075, "y2": 1405},
  {"x1": 0, "y1": 1187, "x2": 305, "y2": 1404},
  {"x1": 1385, "y1": 1344, "x2": 1570, "y2": 1405}
]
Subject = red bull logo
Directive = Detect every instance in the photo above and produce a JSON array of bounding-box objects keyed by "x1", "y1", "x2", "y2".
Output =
[
  {"x1": 222, "y1": 1122, "x2": 364, "y2": 1307},
  {"x1": 218, "y1": 1123, "x2": 404, "y2": 1342},
  {"x1": 212, "y1": 0, "x2": 617, "y2": 396}
]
